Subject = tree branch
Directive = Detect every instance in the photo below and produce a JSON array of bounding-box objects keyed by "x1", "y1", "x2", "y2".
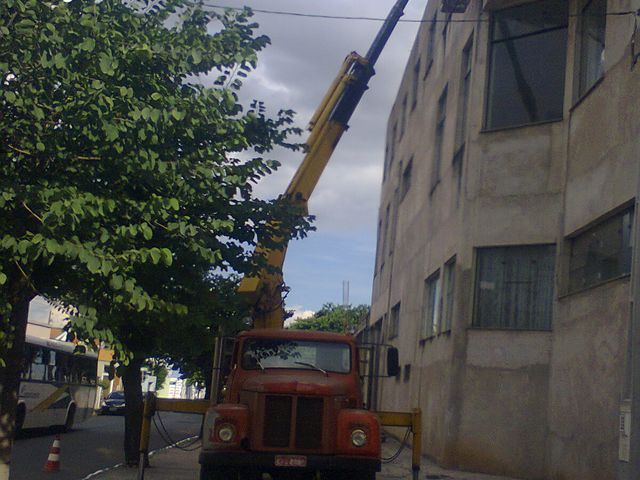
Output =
[
  {"x1": 22, "y1": 202, "x2": 44, "y2": 224},
  {"x1": 8, "y1": 144, "x2": 32, "y2": 156}
]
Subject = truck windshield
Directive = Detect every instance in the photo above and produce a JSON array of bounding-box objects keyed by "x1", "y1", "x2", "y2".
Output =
[{"x1": 241, "y1": 339, "x2": 351, "y2": 374}]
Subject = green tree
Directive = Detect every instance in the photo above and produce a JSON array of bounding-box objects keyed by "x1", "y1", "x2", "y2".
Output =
[
  {"x1": 288, "y1": 303, "x2": 370, "y2": 333},
  {"x1": 0, "y1": 0, "x2": 310, "y2": 473},
  {"x1": 160, "y1": 275, "x2": 249, "y2": 399}
]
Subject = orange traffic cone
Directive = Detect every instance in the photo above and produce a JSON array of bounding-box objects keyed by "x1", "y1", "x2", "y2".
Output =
[{"x1": 43, "y1": 435, "x2": 61, "y2": 472}]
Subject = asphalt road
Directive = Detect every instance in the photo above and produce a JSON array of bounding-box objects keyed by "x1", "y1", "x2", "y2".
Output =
[{"x1": 10, "y1": 411, "x2": 202, "y2": 480}]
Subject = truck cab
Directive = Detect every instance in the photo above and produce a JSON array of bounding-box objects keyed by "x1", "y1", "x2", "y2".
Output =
[{"x1": 200, "y1": 329, "x2": 387, "y2": 480}]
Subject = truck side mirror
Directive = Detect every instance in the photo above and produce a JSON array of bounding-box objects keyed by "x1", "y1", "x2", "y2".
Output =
[{"x1": 386, "y1": 347, "x2": 400, "y2": 377}]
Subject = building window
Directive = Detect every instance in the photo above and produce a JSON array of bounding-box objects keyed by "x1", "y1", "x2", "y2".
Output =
[
  {"x1": 455, "y1": 36, "x2": 473, "y2": 156},
  {"x1": 569, "y1": 207, "x2": 633, "y2": 292},
  {"x1": 422, "y1": 271, "x2": 441, "y2": 338},
  {"x1": 403, "y1": 364, "x2": 411, "y2": 382},
  {"x1": 389, "y1": 123, "x2": 397, "y2": 169},
  {"x1": 400, "y1": 93, "x2": 408, "y2": 138},
  {"x1": 486, "y1": 0, "x2": 568, "y2": 130},
  {"x1": 375, "y1": 220, "x2": 383, "y2": 273},
  {"x1": 575, "y1": 0, "x2": 607, "y2": 99},
  {"x1": 442, "y1": 257, "x2": 456, "y2": 332},
  {"x1": 425, "y1": 13, "x2": 437, "y2": 77},
  {"x1": 401, "y1": 158, "x2": 413, "y2": 201},
  {"x1": 389, "y1": 302, "x2": 401, "y2": 339},
  {"x1": 381, "y1": 204, "x2": 390, "y2": 267},
  {"x1": 412, "y1": 59, "x2": 421, "y2": 110},
  {"x1": 442, "y1": 13, "x2": 452, "y2": 60},
  {"x1": 474, "y1": 245, "x2": 555, "y2": 330},
  {"x1": 432, "y1": 86, "x2": 448, "y2": 190}
]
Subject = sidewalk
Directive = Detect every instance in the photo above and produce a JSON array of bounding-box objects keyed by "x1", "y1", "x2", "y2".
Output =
[{"x1": 91, "y1": 436, "x2": 522, "y2": 480}]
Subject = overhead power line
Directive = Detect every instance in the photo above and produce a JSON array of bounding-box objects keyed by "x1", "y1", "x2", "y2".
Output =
[{"x1": 195, "y1": 3, "x2": 638, "y2": 23}]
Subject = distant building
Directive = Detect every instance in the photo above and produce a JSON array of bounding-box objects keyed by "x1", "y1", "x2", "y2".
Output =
[
  {"x1": 366, "y1": 1, "x2": 639, "y2": 480},
  {"x1": 26, "y1": 297, "x2": 67, "y2": 340},
  {"x1": 157, "y1": 369, "x2": 204, "y2": 400}
]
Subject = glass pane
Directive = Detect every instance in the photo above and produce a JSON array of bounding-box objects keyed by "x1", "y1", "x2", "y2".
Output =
[
  {"x1": 492, "y1": 0, "x2": 568, "y2": 42},
  {"x1": 241, "y1": 339, "x2": 351, "y2": 374},
  {"x1": 475, "y1": 246, "x2": 555, "y2": 330},
  {"x1": 569, "y1": 208, "x2": 634, "y2": 291},
  {"x1": 577, "y1": 0, "x2": 606, "y2": 96},
  {"x1": 487, "y1": 28, "x2": 567, "y2": 129}
]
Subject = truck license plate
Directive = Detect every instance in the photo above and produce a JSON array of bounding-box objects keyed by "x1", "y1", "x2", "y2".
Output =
[{"x1": 274, "y1": 455, "x2": 307, "y2": 468}]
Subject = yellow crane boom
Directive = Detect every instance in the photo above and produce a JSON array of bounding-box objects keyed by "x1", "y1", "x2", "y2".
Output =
[{"x1": 239, "y1": 0, "x2": 409, "y2": 329}]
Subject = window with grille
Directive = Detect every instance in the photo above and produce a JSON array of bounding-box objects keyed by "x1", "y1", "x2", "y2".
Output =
[{"x1": 474, "y1": 245, "x2": 555, "y2": 330}]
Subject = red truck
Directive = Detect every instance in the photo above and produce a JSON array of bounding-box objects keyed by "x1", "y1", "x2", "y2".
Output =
[{"x1": 199, "y1": 329, "x2": 399, "y2": 480}]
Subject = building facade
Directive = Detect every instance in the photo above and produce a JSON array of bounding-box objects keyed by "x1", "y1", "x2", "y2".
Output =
[{"x1": 368, "y1": 1, "x2": 640, "y2": 479}]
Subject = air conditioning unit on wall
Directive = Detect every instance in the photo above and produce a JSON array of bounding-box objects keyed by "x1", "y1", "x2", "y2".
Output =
[{"x1": 441, "y1": 0, "x2": 471, "y2": 13}]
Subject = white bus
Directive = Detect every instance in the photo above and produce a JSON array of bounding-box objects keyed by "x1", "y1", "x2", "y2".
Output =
[{"x1": 17, "y1": 335, "x2": 98, "y2": 432}]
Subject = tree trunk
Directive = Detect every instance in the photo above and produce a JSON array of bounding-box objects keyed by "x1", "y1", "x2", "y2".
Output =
[
  {"x1": 0, "y1": 298, "x2": 30, "y2": 480},
  {"x1": 121, "y1": 356, "x2": 144, "y2": 467}
]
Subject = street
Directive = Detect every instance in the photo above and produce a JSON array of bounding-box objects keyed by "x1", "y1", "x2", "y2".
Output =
[{"x1": 10, "y1": 412, "x2": 202, "y2": 480}]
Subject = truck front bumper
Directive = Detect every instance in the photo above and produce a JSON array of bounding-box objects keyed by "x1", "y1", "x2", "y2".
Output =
[{"x1": 199, "y1": 450, "x2": 380, "y2": 473}]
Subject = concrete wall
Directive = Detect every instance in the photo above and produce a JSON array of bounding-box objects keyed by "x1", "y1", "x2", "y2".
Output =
[{"x1": 369, "y1": 0, "x2": 640, "y2": 479}]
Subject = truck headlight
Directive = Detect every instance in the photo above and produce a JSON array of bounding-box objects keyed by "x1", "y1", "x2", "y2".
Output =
[
  {"x1": 350, "y1": 428, "x2": 367, "y2": 447},
  {"x1": 217, "y1": 424, "x2": 235, "y2": 443}
]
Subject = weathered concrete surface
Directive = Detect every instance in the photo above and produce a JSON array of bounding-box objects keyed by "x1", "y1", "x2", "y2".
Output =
[{"x1": 368, "y1": 1, "x2": 640, "y2": 479}]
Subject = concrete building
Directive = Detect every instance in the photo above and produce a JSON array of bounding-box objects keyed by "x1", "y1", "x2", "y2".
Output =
[{"x1": 367, "y1": 1, "x2": 640, "y2": 479}]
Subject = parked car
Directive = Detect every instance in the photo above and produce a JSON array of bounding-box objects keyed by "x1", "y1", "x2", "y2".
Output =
[{"x1": 100, "y1": 391, "x2": 125, "y2": 415}]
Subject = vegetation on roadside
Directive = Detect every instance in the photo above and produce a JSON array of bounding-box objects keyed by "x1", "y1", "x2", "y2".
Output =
[{"x1": 0, "y1": 0, "x2": 311, "y2": 470}]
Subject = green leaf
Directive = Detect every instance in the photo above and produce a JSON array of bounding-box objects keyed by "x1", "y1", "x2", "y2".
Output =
[
  {"x1": 151, "y1": 92, "x2": 162, "y2": 101},
  {"x1": 0, "y1": 272, "x2": 6, "y2": 285},
  {"x1": 168, "y1": 198, "x2": 179, "y2": 210},
  {"x1": 160, "y1": 248, "x2": 173, "y2": 266},
  {"x1": 99, "y1": 55, "x2": 114, "y2": 76},
  {"x1": 104, "y1": 123, "x2": 119, "y2": 141},
  {"x1": 149, "y1": 248, "x2": 161, "y2": 264},
  {"x1": 36, "y1": 142, "x2": 45, "y2": 152},
  {"x1": 110, "y1": 275, "x2": 123, "y2": 290},
  {"x1": 86, "y1": 256, "x2": 101, "y2": 274},
  {"x1": 79, "y1": 38, "x2": 95, "y2": 52},
  {"x1": 4, "y1": 91, "x2": 16, "y2": 103},
  {"x1": 141, "y1": 224, "x2": 153, "y2": 240}
]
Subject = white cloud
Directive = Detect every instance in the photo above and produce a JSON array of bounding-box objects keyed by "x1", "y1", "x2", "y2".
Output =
[{"x1": 284, "y1": 306, "x2": 315, "y2": 327}]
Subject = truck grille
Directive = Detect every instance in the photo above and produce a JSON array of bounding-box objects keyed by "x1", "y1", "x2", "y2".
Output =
[
  {"x1": 295, "y1": 397, "x2": 323, "y2": 449},
  {"x1": 263, "y1": 395, "x2": 324, "y2": 450},
  {"x1": 263, "y1": 396, "x2": 292, "y2": 447}
]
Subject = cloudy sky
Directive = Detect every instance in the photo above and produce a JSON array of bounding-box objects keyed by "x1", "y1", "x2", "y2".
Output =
[{"x1": 212, "y1": 0, "x2": 428, "y2": 316}]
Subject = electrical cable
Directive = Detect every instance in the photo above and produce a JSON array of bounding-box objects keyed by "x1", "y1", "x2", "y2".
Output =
[
  {"x1": 194, "y1": 3, "x2": 637, "y2": 23},
  {"x1": 156, "y1": 411, "x2": 202, "y2": 451},
  {"x1": 152, "y1": 412, "x2": 202, "y2": 451},
  {"x1": 381, "y1": 427, "x2": 412, "y2": 464}
]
